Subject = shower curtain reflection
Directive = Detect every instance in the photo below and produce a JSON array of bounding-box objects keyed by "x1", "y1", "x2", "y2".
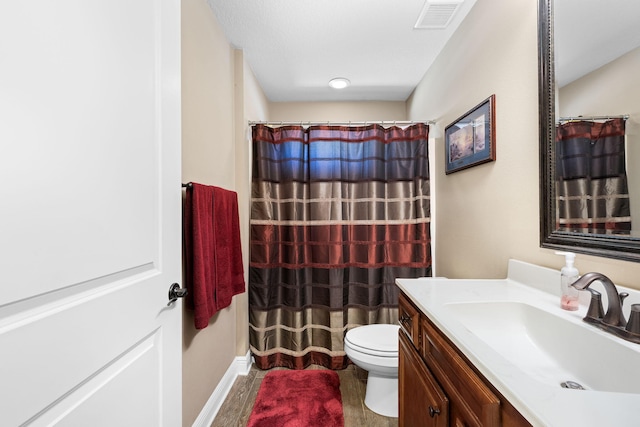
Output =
[
  {"x1": 249, "y1": 123, "x2": 432, "y2": 369},
  {"x1": 556, "y1": 118, "x2": 631, "y2": 234}
]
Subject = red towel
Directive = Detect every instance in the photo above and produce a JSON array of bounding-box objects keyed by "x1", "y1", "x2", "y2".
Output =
[{"x1": 184, "y1": 183, "x2": 246, "y2": 329}]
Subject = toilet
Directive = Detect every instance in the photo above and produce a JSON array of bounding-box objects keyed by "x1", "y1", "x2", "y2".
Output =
[{"x1": 344, "y1": 324, "x2": 400, "y2": 417}]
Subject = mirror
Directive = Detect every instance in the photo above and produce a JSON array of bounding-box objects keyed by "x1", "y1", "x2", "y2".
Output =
[{"x1": 540, "y1": 0, "x2": 640, "y2": 261}]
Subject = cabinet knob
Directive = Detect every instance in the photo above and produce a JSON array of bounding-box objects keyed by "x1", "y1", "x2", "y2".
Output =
[{"x1": 429, "y1": 405, "x2": 440, "y2": 417}]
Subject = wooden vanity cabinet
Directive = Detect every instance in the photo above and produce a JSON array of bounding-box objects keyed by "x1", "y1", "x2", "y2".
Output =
[
  {"x1": 399, "y1": 331, "x2": 449, "y2": 426},
  {"x1": 398, "y1": 292, "x2": 531, "y2": 427}
]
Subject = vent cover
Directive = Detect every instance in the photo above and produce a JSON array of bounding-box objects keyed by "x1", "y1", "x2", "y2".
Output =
[{"x1": 414, "y1": 0, "x2": 464, "y2": 29}]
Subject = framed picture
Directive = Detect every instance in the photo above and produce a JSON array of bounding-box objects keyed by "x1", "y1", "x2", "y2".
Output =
[{"x1": 445, "y1": 94, "x2": 496, "y2": 174}]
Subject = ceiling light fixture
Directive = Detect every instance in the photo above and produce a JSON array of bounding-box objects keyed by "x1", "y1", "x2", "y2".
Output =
[{"x1": 329, "y1": 78, "x2": 350, "y2": 89}]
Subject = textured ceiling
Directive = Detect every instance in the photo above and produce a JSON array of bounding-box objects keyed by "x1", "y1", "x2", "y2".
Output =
[{"x1": 206, "y1": 0, "x2": 477, "y2": 102}]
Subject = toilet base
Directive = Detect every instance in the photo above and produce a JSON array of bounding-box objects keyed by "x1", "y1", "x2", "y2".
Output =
[{"x1": 363, "y1": 372, "x2": 398, "y2": 418}]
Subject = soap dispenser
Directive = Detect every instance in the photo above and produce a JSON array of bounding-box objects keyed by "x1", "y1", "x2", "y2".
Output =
[{"x1": 556, "y1": 251, "x2": 580, "y2": 311}]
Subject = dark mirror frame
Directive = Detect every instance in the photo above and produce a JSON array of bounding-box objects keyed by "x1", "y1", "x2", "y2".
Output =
[{"x1": 539, "y1": 0, "x2": 640, "y2": 262}]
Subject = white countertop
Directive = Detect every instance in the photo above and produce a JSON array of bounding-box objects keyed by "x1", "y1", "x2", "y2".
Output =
[{"x1": 396, "y1": 259, "x2": 640, "y2": 427}]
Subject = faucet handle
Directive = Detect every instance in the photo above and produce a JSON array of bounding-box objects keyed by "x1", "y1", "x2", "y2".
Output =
[
  {"x1": 625, "y1": 304, "x2": 640, "y2": 335},
  {"x1": 586, "y1": 288, "x2": 604, "y2": 320},
  {"x1": 618, "y1": 292, "x2": 630, "y2": 326}
]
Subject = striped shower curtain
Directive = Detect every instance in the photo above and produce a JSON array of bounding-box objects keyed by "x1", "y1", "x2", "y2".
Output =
[
  {"x1": 249, "y1": 123, "x2": 431, "y2": 370},
  {"x1": 556, "y1": 118, "x2": 631, "y2": 234}
]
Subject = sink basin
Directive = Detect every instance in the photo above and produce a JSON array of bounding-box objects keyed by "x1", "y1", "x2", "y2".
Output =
[
  {"x1": 397, "y1": 262, "x2": 640, "y2": 426},
  {"x1": 444, "y1": 301, "x2": 640, "y2": 394}
]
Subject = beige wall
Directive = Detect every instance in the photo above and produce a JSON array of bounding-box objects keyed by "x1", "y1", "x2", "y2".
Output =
[
  {"x1": 559, "y1": 46, "x2": 640, "y2": 235},
  {"x1": 181, "y1": 1, "x2": 268, "y2": 425},
  {"x1": 233, "y1": 50, "x2": 270, "y2": 356},
  {"x1": 269, "y1": 101, "x2": 407, "y2": 122},
  {"x1": 407, "y1": 0, "x2": 640, "y2": 289}
]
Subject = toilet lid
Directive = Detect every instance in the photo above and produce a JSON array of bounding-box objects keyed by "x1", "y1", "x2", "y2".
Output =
[{"x1": 345, "y1": 324, "x2": 400, "y2": 355}]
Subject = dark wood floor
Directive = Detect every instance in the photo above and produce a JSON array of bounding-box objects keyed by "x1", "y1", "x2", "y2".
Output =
[{"x1": 211, "y1": 364, "x2": 399, "y2": 427}]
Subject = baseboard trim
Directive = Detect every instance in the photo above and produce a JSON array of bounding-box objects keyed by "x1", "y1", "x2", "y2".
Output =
[{"x1": 191, "y1": 350, "x2": 253, "y2": 427}]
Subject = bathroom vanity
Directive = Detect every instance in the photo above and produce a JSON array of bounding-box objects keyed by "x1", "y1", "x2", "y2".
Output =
[
  {"x1": 396, "y1": 260, "x2": 640, "y2": 427},
  {"x1": 398, "y1": 292, "x2": 529, "y2": 427}
]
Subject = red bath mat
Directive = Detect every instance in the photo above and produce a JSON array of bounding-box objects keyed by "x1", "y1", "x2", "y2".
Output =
[{"x1": 247, "y1": 369, "x2": 344, "y2": 427}]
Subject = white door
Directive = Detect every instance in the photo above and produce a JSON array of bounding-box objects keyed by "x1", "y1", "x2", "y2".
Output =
[{"x1": 0, "y1": 1, "x2": 182, "y2": 426}]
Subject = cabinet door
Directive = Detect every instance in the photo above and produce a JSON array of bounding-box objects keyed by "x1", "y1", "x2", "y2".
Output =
[
  {"x1": 399, "y1": 292, "x2": 420, "y2": 345},
  {"x1": 421, "y1": 317, "x2": 500, "y2": 427},
  {"x1": 399, "y1": 332, "x2": 449, "y2": 427}
]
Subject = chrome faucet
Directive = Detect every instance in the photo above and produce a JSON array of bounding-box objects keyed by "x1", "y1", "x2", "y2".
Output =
[{"x1": 571, "y1": 272, "x2": 640, "y2": 344}]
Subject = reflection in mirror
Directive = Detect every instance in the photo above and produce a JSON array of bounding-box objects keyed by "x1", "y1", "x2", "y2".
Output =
[
  {"x1": 539, "y1": 0, "x2": 640, "y2": 260},
  {"x1": 555, "y1": 0, "x2": 640, "y2": 237},
  {"x1": 555, "y1": 117, "x2": 631, "y2": 235}
]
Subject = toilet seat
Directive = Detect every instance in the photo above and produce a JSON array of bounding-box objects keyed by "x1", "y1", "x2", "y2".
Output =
[{"x1": 345, "y1": 324, "x2": 399, "y2": 357}]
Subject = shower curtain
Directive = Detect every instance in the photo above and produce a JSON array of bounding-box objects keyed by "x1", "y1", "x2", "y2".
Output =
[
  {"x1": 249, "y1": 123, "x2": 431, "y2": 369},
  {"x1": 556, "y1": 118, "x2": 631, "y2": 234}
]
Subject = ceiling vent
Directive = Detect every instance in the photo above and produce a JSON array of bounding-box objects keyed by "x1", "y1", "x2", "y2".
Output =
[{"x1": 414, "y1": 0, "x2": 464, "y2": 29}]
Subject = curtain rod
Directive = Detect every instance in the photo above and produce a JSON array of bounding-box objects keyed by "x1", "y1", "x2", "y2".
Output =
[
  {"x1": 558, "y1": 115, "x2": 629, "y2": 123},
  {"x1": 248, "y1": 120, "x2": 434, "y2": 127}
]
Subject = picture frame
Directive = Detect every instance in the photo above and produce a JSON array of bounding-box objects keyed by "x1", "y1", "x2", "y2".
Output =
[{"x1": 445, "y1": 94, "x2": 496, "y2": 174}]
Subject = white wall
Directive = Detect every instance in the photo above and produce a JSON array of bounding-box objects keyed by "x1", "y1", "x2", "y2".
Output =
[{"x1": 408, "y1": 0, "x2": 640, "y2": 289}]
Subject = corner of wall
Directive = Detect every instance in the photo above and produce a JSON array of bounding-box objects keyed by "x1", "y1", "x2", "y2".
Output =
[{"x1": 232, "y1": 48, "x2": 269, "y2": 358}]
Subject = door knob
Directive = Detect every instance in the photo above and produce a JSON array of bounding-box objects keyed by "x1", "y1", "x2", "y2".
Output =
[{"x1": 167, "y1": 283, "x2": 188, "y2": 306}]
